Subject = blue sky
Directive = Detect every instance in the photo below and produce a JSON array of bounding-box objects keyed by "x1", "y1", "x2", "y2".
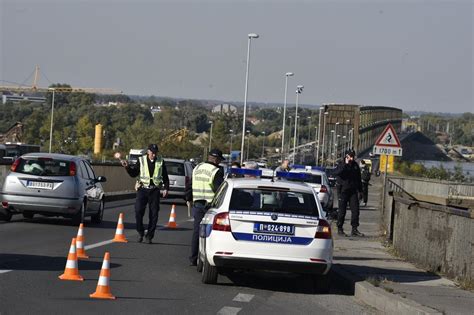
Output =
[{"x1": 1, "y1": 0, "x2": 472, "y2": 113}]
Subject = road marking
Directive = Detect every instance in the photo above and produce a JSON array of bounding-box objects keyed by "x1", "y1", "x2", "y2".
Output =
[
  {"x1": 217, "y1": 307, "x2": 241, "y2": 315},
  {"x1": 233, "y1": 293, "x2": 254, "y2": 302},
  {"x1": 84, "y1": 240, "x2": 114, "y2": 250},
  {"x1": 0, "y1": 270, "x2": 13, "y2": 274}
]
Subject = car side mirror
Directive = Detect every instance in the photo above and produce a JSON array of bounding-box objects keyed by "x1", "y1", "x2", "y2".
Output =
[{"x1": 96, "y1": 176, "x2": 107, "y2": 183}]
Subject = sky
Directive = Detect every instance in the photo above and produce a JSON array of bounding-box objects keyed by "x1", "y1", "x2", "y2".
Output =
[{"x1": 1, "y1": 0, "x2": 472, "y2": 113}]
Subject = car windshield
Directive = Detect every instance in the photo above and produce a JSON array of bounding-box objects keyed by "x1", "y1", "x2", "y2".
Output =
[
  {"x1": 165, "y1": 161, "x2": 185, "y2": 176},
  {"x1": 16, "y1": 158, "x2": 71, "y2": 176},
  {"x1": 230, "y1": 188, "x2": 318, "y2": 216}
]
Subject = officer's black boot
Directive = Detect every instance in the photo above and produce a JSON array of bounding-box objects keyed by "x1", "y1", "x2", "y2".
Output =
[
  {"x1": 351, "y1": 228, "x2": 364, "y2": 237},
  {"x1": 137, "y1": 234, "x2": 143, "y2": 243},
  {"x1": 337, "y1": 228, "x2": 346, "y2": 236}
]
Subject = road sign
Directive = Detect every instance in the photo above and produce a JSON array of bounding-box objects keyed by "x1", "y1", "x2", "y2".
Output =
[
  {"x1": 379, "y1": 154, "x2": 394, "y2": 173},
  {"x1": 373, "y1": 123, "x2": 402, "y2": 156}
]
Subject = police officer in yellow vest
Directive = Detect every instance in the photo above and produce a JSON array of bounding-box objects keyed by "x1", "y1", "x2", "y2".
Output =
[
  {"x1": 121, "y1": 144, "x2": 169, "y2": 244},
  {"x1": 189, "y1": 148, "x2": 225, "y2": 266}
]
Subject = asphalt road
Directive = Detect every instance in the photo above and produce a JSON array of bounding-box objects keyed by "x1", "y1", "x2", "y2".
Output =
[{"x1": 0, "y1": 198, "x2": 375, "y2": 315}]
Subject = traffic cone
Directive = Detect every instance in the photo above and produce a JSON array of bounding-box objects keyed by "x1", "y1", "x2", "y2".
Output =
[
  {"x1": 76, "y1": 223, "x2": 89, "y2": 259},
  {"x1": 90, "y1": 252, "x2": 116, "y2": 300},
  {"x1": 166, "y1": 204, "x2": 178, "y2": 228},
  {"x1": 59, "y1": 238, "x2": 84, "y2": 281},
  {"x1": 113, "y1": 213, "x2": 128, "y2": 243}
]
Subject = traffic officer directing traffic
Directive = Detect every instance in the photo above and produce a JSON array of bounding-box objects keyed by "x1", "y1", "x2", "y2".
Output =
[
  {"x1": 334, "y1": 149, "x2": 364, "y2": 237},
  {"x1": 121, "y1": 144, "x2": 169, "y2": 244},
  {"x1": 189, "y1": 148, "x2": 225, "y2": 266}
]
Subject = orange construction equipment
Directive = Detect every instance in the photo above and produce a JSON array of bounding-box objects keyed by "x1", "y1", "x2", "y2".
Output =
[
  {"x1": 113, "y1": 213, "x2": 128, "y2": 243},
  {"x1": 90, "y1": 252, "x2": 116, "y2": 300},
  {"x1": 166, "y1": 204, "x2": 178, "y2": 228},
  {"x1": 76, "y1": 223, "x2": 89, "y2": 259},
  {"x1": 59, "y1": 238, "x2": 84, "y2": 281}
]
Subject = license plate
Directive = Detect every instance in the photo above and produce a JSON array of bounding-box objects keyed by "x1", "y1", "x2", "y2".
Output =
[
  {"x1": 27, "y1": 181, "x2": 53, "y2": 190},
  {"x1": 253, "y1": 222, "x2": 295, "y2": 235}
]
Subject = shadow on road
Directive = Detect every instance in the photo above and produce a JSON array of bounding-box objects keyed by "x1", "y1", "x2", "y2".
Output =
[{"x1": 0, "y1": 253, "x2": 121, "y2": 271}]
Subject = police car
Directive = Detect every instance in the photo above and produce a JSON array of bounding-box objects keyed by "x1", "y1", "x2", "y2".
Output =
[
  {"x1": 288, "y1": 165, "x2": 334, "y2": 213},
  {"x1": 197, "y1": 169, "x2": 333, "y2": 292}
]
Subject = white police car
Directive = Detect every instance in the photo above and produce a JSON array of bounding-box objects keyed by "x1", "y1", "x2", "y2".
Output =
[{"x1": 197, "y1": 169, "x2": 333, "y2": 292}]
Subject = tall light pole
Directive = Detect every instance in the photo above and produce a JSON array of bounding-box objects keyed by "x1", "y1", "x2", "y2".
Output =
[
  {"x1": 246, "y1": 130, "x2": 251, "y2": 161},
  {"x1": 261, "y1": 131, "x2": 266, "y2": 158},
  {"x1": 48, "y1": 88, "x2": 56, "y2": 153},
  {"x1": 307, "y1": 116, "x2": 312, "y2": 144},
  {"x1": 334, "y1": 122, "x2": 340, "y2": 160},
  {"x1": 240, "y1": 33, "x2": 259, "y2": 163},
  {"x1": 288, "y1": 115, "x2": 293, "y2": 155},
  {"x1": 208, "y1": 121, "x2": 213, "y2": 152},
  {"x1": 292, "y1": 85, "x2": 304, "y2": 164},
  {"x1": 229, "y1": 129, "x2": 234, "y2": 154},
  {"x1": 316, "y1": 107, "x2": 323, "y2": 166},
  {"x1": 321, "y1": 111, "x2": 329, "y2": 166},
  {"x1": 349, "y1": 128, "x2": 354, "y2": 150},
  {"x1": 281, "y1": 72, "x2": 294, "y2": 159},
  {"x1": 330, "y1": 130, "x2": 335, "y2": 167}
]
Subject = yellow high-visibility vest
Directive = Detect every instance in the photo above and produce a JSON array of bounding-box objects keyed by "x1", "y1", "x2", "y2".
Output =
[
  {"x1": 192, "y1": 162, "x2": 219, "y2": 202},
  {"x1": 139, "y1": 155, "x2": 163, "y2": 186}
]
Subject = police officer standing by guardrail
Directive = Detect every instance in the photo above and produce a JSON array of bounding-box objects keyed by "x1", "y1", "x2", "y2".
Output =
[
  {"x1": 189, "y1": 149, "x2": 225, "y2": 266},
  {"x1": 334, "y1": 150, "x2": 364, "y2": 237},
  {"x1": 121, "y1": 144, "x2": 169, "y2": 244}
]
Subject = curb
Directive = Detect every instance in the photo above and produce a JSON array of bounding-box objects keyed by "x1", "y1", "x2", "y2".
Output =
[{"x1": 331, "y1": 264, "x2": 442, "y2": 315}]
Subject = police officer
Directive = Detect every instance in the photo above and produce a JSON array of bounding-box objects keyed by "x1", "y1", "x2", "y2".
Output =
[
  {"x1": 121, "y1": 144, "x2": 169, "y2": 244},
  {"x1": 189, "y1": 148, "x2": 225, "y2": 266},
  {"x1": 334, "y1": 150, "x2": 364, "y2": 237},
  {"x1": 360, "y1": 160, "x2": 371, "y2": 206}
]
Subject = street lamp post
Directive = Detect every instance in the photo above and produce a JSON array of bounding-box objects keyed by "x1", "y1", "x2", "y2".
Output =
[
  {"x1": 334, "y1": 122, "x2": 340, "y2": 160},
  {"x1": 48, "y1": 88, "x2": 56, "y2": 153},
  {"x1": 330, "y1": 130, "x2": 335, "y2": 166},
  {"x1": 349, "y1": 128, "x2": 354, "y2": 150},
  {"x1": 229, "y1": 129, "x2": 234, "y2": 154},
  {"x1": 261, "y1": 131, "x2": 266, "y2": 158},
  {"x1": 240, "y1": 33, "x2": 259, "y2": 164},
  {"x1": 292, "y1": 85, "x2": 304, "y2": 164},
  {"x1": 246, "y1": 130, "x2": 251, "y2": 161},
  {"x1": 281, "y1": 72, "x2": 294, "y2": 159},
  {"x1": 208, "y1": 121, "x2": 213, "y2": 152},
  {"x1": 288, "y1": 116, "x2": 293, "y2": 155},
  {"x1": 307, "y1": 116, "x2": 312, "y2": 144},
  {"x1": 321, "y1": 111, "x2": 329, "y2": 166},
  {"x1": 316, "y1": 107, "x2": 323, "y2": 166}
]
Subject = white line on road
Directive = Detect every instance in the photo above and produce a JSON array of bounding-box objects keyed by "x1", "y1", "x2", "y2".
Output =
[
  {"x1": 233, "y1": 293, "x2": 254, "y2": 302},
  {"x1": 217, "y1": 307, "x2": 241, "y2": 315},
  {"x1": 0, "y1": 270, "x2": 13, "y2": 274},
  {"x1": 84, "y1": 239, "x2": 115, "y2": 250}
]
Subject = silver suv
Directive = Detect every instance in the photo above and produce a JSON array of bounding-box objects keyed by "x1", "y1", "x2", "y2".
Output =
[
  {"x1": 162, "y1": 158, "x2": 194, "y2": 200},
  {"x1": 0, "y1": 153, "x2": 106, "y2": 223}
]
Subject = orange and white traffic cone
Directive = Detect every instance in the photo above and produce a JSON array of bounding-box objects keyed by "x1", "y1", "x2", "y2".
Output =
[
  {"x1": 59, "y1": 238, "x2": 84, "y2": 281},
  {"x1": 90, "y1": 252, "x2": 116, "y2": 300},
  {"x1": 113, "y1": 213, "x2": 128, "y2": 243},
  {"x1": 166, "y1": 204, "x2": 178, "y2": 228},
  {"x1": 76, "y1": 223, "x2": 89, "y2": 259}
]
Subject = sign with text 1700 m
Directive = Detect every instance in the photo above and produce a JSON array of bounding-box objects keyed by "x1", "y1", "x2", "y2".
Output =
[{"x1": 372, "y1": 123, "x2": 403, "y2": 156}]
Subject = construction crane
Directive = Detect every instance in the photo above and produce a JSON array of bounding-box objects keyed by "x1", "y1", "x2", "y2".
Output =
[{"x1": 0, "y1": 65, "x2": 121, "y2": 94}]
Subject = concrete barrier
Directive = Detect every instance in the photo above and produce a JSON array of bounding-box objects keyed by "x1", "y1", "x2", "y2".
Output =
[{"x1": 382, "y1": 175, "x2": 474, "y2": 285}]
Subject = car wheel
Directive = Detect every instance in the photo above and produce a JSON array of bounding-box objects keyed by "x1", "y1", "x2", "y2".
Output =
[
  {"x1": 1, "y1": 210, "x2": 12, "y2": 222},
  {"x1": 91, "y1": 200, "x2": 104, "y2": 224},
  {"x1": 312, "y1": 274, "x2": 330, "y2": 294},
  {"x1": 201, "y1": 251, "x2": 218, "y2": 284},
  {"x1": 72, "y1": 201, "x2": 86, "y2": 224},
  {"x1": 196, "y1": 252, "x2": 203, "y2": 273},
  {"x1": 22, "y1": 211, "x2": 35, "y2": 219}
]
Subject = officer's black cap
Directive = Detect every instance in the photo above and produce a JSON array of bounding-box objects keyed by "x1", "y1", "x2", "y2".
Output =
[
  {"x1": 147, "y1": 144, "x2": 159, "y2": 153},
  {"x1": 209, "y1": 149, "x2": 225, "y2": 160}
]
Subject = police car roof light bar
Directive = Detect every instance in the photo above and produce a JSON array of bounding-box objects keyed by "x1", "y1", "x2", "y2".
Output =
[
  {"x1": 230, "y1": 168, "x2": 262, "y2": 177},
  {"x1": 275, "y1": 171, "x2": 312, "y2": 180}
]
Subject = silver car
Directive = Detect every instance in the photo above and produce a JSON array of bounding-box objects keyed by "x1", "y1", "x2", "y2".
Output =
[
  {"x1": 162, "y1": 158, "x2": 194, "y2": 200},
  {"x1": 0, "y1": 153, "x2": 106, "y2": 223}
]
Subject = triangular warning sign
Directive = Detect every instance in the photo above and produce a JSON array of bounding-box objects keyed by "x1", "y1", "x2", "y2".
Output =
[{"x1": 374, "y1": 124, "x2": 401, "y2": 147}]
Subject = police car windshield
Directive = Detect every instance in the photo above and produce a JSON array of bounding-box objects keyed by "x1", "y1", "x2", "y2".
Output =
[{"x1": 229, "y1": 188, "x2": 318, "y2": 216}]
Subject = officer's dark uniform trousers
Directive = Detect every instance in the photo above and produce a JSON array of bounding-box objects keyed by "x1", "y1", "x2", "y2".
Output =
[
  {"x1": 337, "y1": 188, "x2": 360, "y2": 229},
  {"x1": 190, "y1": 201, "x2": 207, "y2": 264},
  {"x1": 135, "y1": 187, "x2": 160, "y2": 239}
]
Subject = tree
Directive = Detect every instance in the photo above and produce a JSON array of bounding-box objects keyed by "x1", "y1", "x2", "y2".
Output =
[{"x1": 76, "y1": 116, "x2": 94, "y2": 155}]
